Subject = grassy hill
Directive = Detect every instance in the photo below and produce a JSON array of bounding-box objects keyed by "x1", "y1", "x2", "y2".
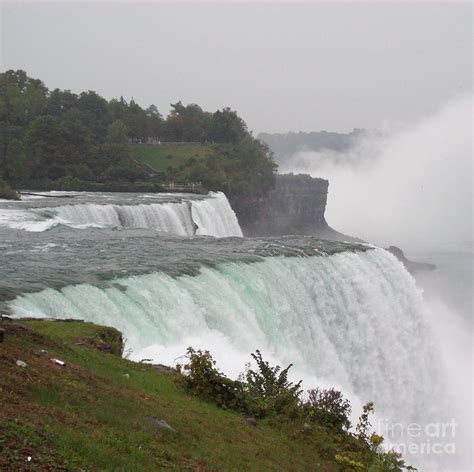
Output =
[
  {"x1": 0, "y1": 319, "x2": 349, "y2": 470},
  {"x1": 132, "y1": 144, "x2": 215, "y2": 173},
  {"x1": 1, "y1": 318, "x2": 405, "y2": 471}
]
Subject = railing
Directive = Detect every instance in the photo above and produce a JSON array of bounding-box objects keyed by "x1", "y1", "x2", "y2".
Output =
[
  {"x1": 160, "y1": 183, "x2": 203, "y2": 192},
  {"x1": 130, "y1": 140, "x2": 203, "y2": 146}
]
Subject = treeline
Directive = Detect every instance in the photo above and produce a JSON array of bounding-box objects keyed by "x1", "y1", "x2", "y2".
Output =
[
  {"x1": 1, "y1": 69, "x2": 138, "y2": 185},
  {"x1": 0, "y1": 70, "x2": 276, "y2": 215}
]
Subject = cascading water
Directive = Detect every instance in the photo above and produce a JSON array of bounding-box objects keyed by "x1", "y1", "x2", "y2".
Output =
[
  {"x1": 0, "y1": 191, "x2": 242, "y2": 237},
  {"x1": 191, "y1": 192, "x2": 243, "y2": 236},
  {"x1": 53, "y1": 201, "x2": 196, "y2": 235},
  {"x1": 8, "y1": 247, "x2": 452, "y2": 468},
  {"x1": 1, "y1": 187, "x2": 467, "y2": 469}
]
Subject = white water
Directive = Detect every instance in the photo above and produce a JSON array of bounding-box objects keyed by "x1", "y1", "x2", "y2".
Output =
[
  {"x1": 9, "y1": 247, "x2": 456, "y2": 468},
  {"x1": 191, "y1": 192, "x2": 243, "y2": 237},
  {"x1": 0, "y1": 191, "x2": 242, "y2": 237},
  {"x1": 53, "y1": 201, "x2": 196, "y2": 235}
]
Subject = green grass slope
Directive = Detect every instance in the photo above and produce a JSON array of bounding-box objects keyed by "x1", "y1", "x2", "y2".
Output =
[
  {"x1": 0, "y1": 319, "x2": 351, "y2": 471},
  {"x1": 132, "y1": 144, "x2": 214, "y2": 173},
  {"x1": 1, "y1": 319, "x2": 406, "y2": 471}
]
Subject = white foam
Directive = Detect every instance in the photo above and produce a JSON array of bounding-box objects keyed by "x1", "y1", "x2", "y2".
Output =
[
  {"x1": 0, "y1": 191, "x2": 242, "y2": 237},
  {"x1": 9, "y1": 248, "x2": 455, "y2": 467}
]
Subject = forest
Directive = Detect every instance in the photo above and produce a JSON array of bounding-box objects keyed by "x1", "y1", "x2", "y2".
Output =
[{"x1": 0, "y1": 70, "x2": 276, "y2": 222}]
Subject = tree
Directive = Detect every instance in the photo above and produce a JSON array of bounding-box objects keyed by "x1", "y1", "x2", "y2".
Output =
[
  {"x1": 0, "y1": 69, "x2": 48, "y2": 126},
  {"x1": 47, "y1": 88, "x2": 78, "y2": 116},
  {"x1": 77, "y1": 90, "x2": 110, "y2": 139},
  {"x1": 100, "y1": 120, "x2": 131, "y2": 172},
  {"x1": 166, "y1": 102, "x2": 212, "y2": 142},
  {"x1": 25, "y1": 115, "x2": 61, "y2": 180},
  {"x1": 0, "y1": 122, "x2": 16, "y2": 179},
  {"x1": 25, "y1": 113, "x2": 96, "y2": 180},
  {"x1": 126, "y1": 99, "x2": 149, "y2": 143},
  {"x1": 210, "y1": 108, "x2": 248, "y2": 144},
  {"x1": 106, "y1": 119, "x2": 128, "y2": 146},
  {"x1": 0, "y1": 70, "x2": 278, "y2": 204},
  {"x1": 145, "y1": 104, "x2": 163, "y2": 139},
  {"x1": 0, "y1": 70, "x2": 48, "y2": 178},
  {"x1": 108, "y1": 97, "x2": 129, "y2": 124},
  {"x1": 5, "y1": 138, "x2": 28, "y2": 182}
]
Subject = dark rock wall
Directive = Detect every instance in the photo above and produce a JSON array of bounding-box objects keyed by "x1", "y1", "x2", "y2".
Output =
[{"x1": 240, "y1": 173, "x2": 344, "y2": 238}]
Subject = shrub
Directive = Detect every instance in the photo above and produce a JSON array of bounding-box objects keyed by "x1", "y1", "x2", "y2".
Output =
[
  {"x1": 176, "y1": 347, "x2": 246, "y2": 411},
  {"x1": 304, "y1": 387, "x2": 352, "y2": 431},
  {"x1": 368, "y1": 449, "x2": 416, "y2": 471},
  {"x1": 177, "y1": 348, "x2": 302, "y2": 418},
  {"x1": 355, "y1": 401, "x2": 374, "y2": 444},
  {"x1": 243, "y1": 350, "x2": 302, "y2": 418},
  {"x1": 67, "y1": 164, "x2": 95, "y2": 181},
  {"x1": 55, "y1": 176, "x2": 82, "y2": 191},
  {"x1": 0, "y1": 178, "x2": 20, "y2": 200},
  {"x1": 176, "y1": 348, "x2": 414, "y2": 471}
]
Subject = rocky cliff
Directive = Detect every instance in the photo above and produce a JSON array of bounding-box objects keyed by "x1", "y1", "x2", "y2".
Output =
[
  {"x1": 240, "y1": 173, "x2": 347, "y2": 239},
  {"x1": 237, "y1": 175, "x2": 436, "y2": 273}
]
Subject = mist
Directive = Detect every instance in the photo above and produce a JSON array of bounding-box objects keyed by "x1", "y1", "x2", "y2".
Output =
[{"x1": 281, "y1": 94, "x2": 473, "y2": 250}]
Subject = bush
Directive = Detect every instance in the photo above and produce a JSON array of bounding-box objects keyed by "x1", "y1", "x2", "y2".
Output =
[
  {"x1": 176, "y1": 348, "x2": 415, "y2": 471},
  {"x1": 176, "y1": 347, "x2": 246, "y2": 411},
  {"x1": 0, "y1": 178, "x2": 20, "y2": 200},
  {"x1": 368, "y1": 449, "x2": 416, "y2": 471},
  {"x1": 304, "y1": 387, "x2": 352, "y2": 431},
  {"x1": 243, "y1": 350, "x2": 302, "y2": 418},
  {"x1": 55, "y1": 176, "x2": 83, "y2": 191},
  {"x1": 67, "y1": 164, "x2": 95, "y2": 181},
  {"x1": 177, "y1": 348, "x2": 302, "y2": 418}
]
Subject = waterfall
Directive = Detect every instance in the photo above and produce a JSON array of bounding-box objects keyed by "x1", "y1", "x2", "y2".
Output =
[
  {"x1": 8, "y1": 247, "x2": 448, "y2": 461},
  {"x1": 191, "y1": 192, "x2": 243, "y2": 237},
  {"x1": 0, "y1": 192, "x2": 242, "y2": 237},
  {"x1": 53, "y1": 201, "x2": 196, "y2": 235}
]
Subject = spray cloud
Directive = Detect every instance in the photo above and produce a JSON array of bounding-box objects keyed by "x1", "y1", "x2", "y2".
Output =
[{"x1": 282, "y1": 94, "x2": 473, "y2": 250}]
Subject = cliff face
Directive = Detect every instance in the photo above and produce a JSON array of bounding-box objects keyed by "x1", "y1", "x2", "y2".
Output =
[{"x1": 239, "y1": 173, "x2": 345, "y2": 239}]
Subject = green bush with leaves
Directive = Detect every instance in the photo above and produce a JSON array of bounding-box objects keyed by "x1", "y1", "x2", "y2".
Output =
[
  {"x1": 177, "y1": 348, "x2": 303, "y2": 419},
  {"x1": 176, "y1": 347, "x2": 246, "y2": 412},
  {"x1": 176, "y1": 348, "x2": 416, "y2": 472},
  {"x1": 304, "y1": 387, "x2": 352, "y2": 431},
  {"x1": 368, "y1": 449, "x2": 416, "y2": 471},
  {"x1": 243, "y1": 350, "x2": 302, "y2": 418}
]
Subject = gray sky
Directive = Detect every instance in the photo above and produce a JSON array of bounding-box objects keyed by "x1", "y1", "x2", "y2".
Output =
[{"x1": 1, "y1": 1, "x2": 471, "y2": 134}]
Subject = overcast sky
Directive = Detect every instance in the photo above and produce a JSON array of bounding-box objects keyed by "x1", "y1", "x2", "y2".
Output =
[{"x1": 1, "y1": 1, "x2": 471, "y2": 134}]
